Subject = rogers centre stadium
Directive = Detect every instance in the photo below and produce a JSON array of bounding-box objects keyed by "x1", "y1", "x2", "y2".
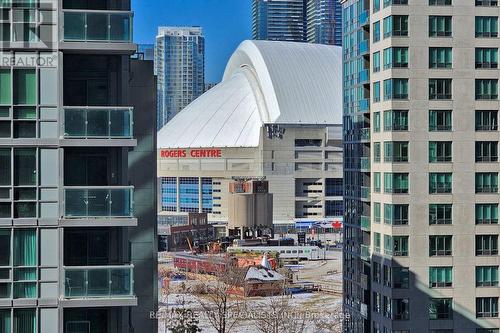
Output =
[{"x1": 157, "y1": 40, "x2": 343, "y2": 235}]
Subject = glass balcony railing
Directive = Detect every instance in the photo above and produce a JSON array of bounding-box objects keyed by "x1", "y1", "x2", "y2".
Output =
[
  {"x1": 64, "y1": 107, "x2": 133, "y2": 139},
  {"x1": 361, "y1": 215, "x2": 370, "y2": 231},
  {"x1": 64, "y1": 187, "x2": 134, "y2": 218},
  {"x1": 359, "y1": 99, "x2": 370, "y2": 112},
  {"x1": 358, "y1": 10, "x2": 370, "y2": 26},
  {"x1": 359, "y1": 40, "x2": 369, "y2": 55},
  {"x1": 63, "y1": 10, "x2": 133, "y2": 42},
  {"x1": 360, "y1": 128, "x2": 370, "y2": 141},
  {"x1": 361, "y1": 244, "x2": 371, "y2": 261},
  {"x1": 361, "y1": 186, "x2": 371, "y2": 200},
  {"x1": 359, "y1": 69, "x2": 370, "y2": 84},
  {"x1": 360, "y1": 157, "x2": 371, "y2": 171},
  {"x1": 64, "y1": 265, "x2": 134, "y2": 298}
]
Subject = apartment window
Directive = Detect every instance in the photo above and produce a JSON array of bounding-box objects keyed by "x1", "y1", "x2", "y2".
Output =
[
  {"x1": 429, "y1": 16, "x2": 452, "y2": 37},
  {"x1": 476, "y1": 79, "x2": 498, "y2": 100},
  {"x1": 384, "y1": 78, "x2": 408, "y2": 100},
  {"x1": 373, "y1": 21, "x2": 381, "y2": 42},
  {"x1": 373, "y1": 292, "x2": 381, "y2": 313},
  {"x1": 373, "y1": 262, "x2": 381, "y2": 283},
  {"x1": 384, "y1": 204, "x2": 409, "y2": 225},
  {"x1": 429, "y1": 204, "x2": 452, "y2": 225},
  {"x1": 476, "y1": 111, "x2": 498, "y2": 131},
  {"x1": 476, "y1": 141, "x2": 498, "y2": 162},
  {"x1": 429, "y1": 110, "x2": 452, "y2": 131},
  {"x1": 476, "y1": 266, "x2": 499, "y2": 287},
  {"x1": 374, "y1": 0, "x2": 380, "y2": 12},
  {"x1": 429, "y1": 298, "x2": 453, "y2": 319},
  {"x1": 477, "y1": 297, "x2": 499, "y2": 318},
  {"x1": 476, "y1": 0, "x2": 498, "y2": 5},
  {"x1": 383, "y1": 79, "x2": 392, "y2": 100},
  {"x1": 384, "y1": 173, "x2": 409, "y2": 194},
  {"x1": 429, "y1": 47, "x2": 452, "y2": 68},
  {"x1": 374, "y1": 203, "x2": 381, "y2": 224},
  {"x1": 384, "y1": 110, "x2": 408, "y2": 131},
  {"x1": 373, "y1": 51, "x2": 380, "y2": 72},
  {"x1": 374, "y1": 232, "x2": 381, "y2": 253},
  {"x1": 476, "y1": 48, "x2": 498, "y2": 68},
  {"x1": 374, "y1": 142, "x2": 381, "y2": 162},
  {"x1": 429, "y1": 235, "x2": 452, "y2": 256},
  {"x1": 384, "y1": 235, "x2": 393, "y2": 255},
  {"x1": 476, "y1": 204, "x2": 499, "y2": 224},
  {"x1": 384, "y1": 15, "x2": 409, "y2": 38},
  {"x1": 429, "y1": 267, "x2": 453, "y2": 287},
  {"x1": 393, "y1": 236, "x2": 409, "y2": 256},
  {"x1": 429, "y1": 141, "x2": 452, "y2": 163},
  {"x1": 430, "y1": 0, "x2": 451, "y2": 5},
  {"x1": 383, "y1": 47, "x2": 409, "y2": 69},
  {"x1": 476, "y1": 235, "x2": 498, "y2": 255},
  {"x1": 384, "y1": 141, "x2": 408, "y2": 162},
  {"x1": 429, "y1": 79, "x2": 452, "y2": 100},
  {"x1": 429, "y1": 173, "x2": 452, "y2": 194},
  {"x1": 393, "y1": 267, "x2": 409, "y2": 288},
  {"x1": 392, "y1": 299, "x2": 410, "y2": 320},
  {"x1": 374, "y1": 112, "x2": 381, "y2": 132},
  {"x1": 374, "y1": 172, "x2": 381, "y2": 192},
  {"x1": 373, "y1": 81, "x2": 381, "y2": 102},
  {"x1": 476, "y1": 17, "x2": 498, "y2": 37},
  {"x1": 384, "y1": 0, "x2": 408, "y2": 7},
  {"x1": 476, "y1": 173, "x2": 498, "y2": 193},
  {"x1": 383, "y1": 295, "x2": 391, "y2": 318}
]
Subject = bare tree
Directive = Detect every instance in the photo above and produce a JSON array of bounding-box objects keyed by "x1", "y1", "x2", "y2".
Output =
[
  {"x1": 189, "y1": 256, "x2": 246, "y2": 333},
  {"x1": 252, "y1": 293, "x2": 308, "y2": 333}
]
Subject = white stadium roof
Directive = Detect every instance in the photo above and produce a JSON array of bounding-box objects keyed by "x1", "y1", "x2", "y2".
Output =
[{"x1": 157, "y1": 40, "x2": 342, "y2": 149}]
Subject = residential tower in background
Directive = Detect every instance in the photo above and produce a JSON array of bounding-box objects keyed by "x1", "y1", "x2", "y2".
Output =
[
  {"x1": 252, "y1": 0, "x2": 342, "y2": 46},
  {"x1": 155, "y1": 27, "x2": 205, "y2": 130}
]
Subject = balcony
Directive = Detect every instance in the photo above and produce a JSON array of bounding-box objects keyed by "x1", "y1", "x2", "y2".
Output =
[
  {"x1": 360, "y1": 244, "x2": 371, "y2": 261},
  {"x1": 62, "y1": 265, "x2": 136, "y2": 306},
  {"x1": 63, "y1": 187, "x2": 135, "y2": 224},
  {"x1": 62, "y1": 107, "x2": 135, "y2": 146},
  {"x1": 359, "y1": 99, "x2": 370, "y2": 113},
  {"x1": 360, "y1": 128, "x2": 370, "y2": 141},
  {"x1": 360, "y1": 157, "x2": 370, "y2": 171},
  {"x1": 358, "y1": 10, "x2": 370, "y2": 27},
  {"x1": 359, "y1": 40, "x2": 369, "y2": 55},
  {"x1": 64, "y1": 10, "x2": 132, "y2": 42},
  {"x1": 361, "y1": 186, "x2": 371, "y2": 201},
  {"x1": 361, "y1": 215, "x2": 370, "y2": 231},
  {"x1": 358, "y1": 70, "x2": 370, "y2": 84},
  {"x1": 61, "y1": 10, "x2": 135, "y2": 53}
]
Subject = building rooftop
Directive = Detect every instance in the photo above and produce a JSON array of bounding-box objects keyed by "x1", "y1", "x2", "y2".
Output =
[{"x1": 157, "y1": 40, "x2": 342, "y2": 149}]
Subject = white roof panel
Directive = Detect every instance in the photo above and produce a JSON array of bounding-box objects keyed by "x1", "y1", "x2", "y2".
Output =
[{"x1": 158, "y1": 40, "x2": 342, "y2": 149}]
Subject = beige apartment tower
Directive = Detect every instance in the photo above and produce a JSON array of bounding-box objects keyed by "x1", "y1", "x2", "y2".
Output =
[{"x1": 342, "y1": 0, "x2": 500, "y2": 332}]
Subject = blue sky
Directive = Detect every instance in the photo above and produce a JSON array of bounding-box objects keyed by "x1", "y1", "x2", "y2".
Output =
[{"x1": 132, "y1": 0, "x2": 253, "y2": 83}]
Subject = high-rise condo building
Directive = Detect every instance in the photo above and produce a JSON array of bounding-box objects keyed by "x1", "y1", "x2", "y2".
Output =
[
  {"x1": 0, "y1": 0, "x2": 158, "y2": 332},
  {"x1": 155, "y1": 27, "x2": 205, "y2": 130},
  {"x1": 342, "y1": 0, "x2": 500, "y2": 332},
  {"x1": 252, "y1": 0, "x2": 307, "y2": 41},
  {"x1": 307, "y1": 0, "x2": 343, "y2": 46},
  {"x1": 253, "y1": 0, "x2": 343, "y2": 46}
]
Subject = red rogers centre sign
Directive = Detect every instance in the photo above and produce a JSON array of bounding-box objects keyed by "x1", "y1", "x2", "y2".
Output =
[{"x1": 160, "y1": 149, "x2": 222, "y2": 158}]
